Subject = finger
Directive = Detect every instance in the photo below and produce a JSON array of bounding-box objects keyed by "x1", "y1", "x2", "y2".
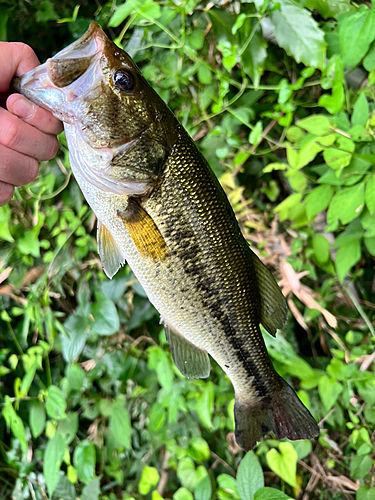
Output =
[
  {"x1": 0, "y1": 107, "x2": 59, "y2": 161},
  {"x1": 7, "y1": 94, "x2": 64, "y2": 135},
  {"x1": 0, "y1": 42, "x2": 40, "y2": 92},
  {"x1": 0, "y1": 181, "x2": 15, "y2": 206},
  {"x1": 0, "y1": 144, "x2": 39, "y2": 186}
]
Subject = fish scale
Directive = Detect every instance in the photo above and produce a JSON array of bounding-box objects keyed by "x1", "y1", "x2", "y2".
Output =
[{"x1": 13, "y1": 21, "x2": 320, "y2": 450}]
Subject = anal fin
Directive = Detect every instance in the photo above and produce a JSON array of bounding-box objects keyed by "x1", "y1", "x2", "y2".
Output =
[
  {"x1": 164, "y1": 323, "x2": 210, "y2": 379},
  {"x1": 97, "y1": 221, "x2": 126, "y2": 279},
  {"x1": 249, "y1": 250, "x2": 288, "y2": 336}
]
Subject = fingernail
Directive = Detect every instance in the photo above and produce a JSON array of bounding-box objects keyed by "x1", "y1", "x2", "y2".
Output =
[{"x1": 12, "y1": 98, "x2": 35, "y2": 119}]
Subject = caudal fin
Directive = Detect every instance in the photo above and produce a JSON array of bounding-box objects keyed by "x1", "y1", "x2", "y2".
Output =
[{"x1": 234, "y1": 378, "x2": 319, "y2": 451}]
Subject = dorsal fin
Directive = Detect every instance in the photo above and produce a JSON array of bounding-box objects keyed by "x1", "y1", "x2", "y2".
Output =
[
  {"x1": 97, "y1": 221, "x2": 126, "y2": 278},
  {"x1": 164, "y1": 323, "x2": 210, "y2": 379},
  {"x1": 249, "y1": 250, "x2": 288, "y2": 336}
]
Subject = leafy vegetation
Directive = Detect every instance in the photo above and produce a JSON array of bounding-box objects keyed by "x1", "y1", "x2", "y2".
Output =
[{"x1": 0, "y1": 0, "x2": 375, "y2": 499}]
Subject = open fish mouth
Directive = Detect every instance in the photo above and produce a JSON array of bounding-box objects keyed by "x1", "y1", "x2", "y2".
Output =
[{"x1": 12, "y1": 23, "x2": 107, "y2": 123}]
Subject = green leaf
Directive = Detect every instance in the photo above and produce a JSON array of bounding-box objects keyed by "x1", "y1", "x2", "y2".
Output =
[
  {"x1": 188, "y1": 29, "x2": 205, "y2": 50},
  {"x1": 326, "y1": 183, "x2": 365, "y2": 230},
  {"x1": 266, "y1": 443, "x2": 298, "y2": 488},
  {"x1": 217, "y1": 474, "x2": 239, "y2": 498},
  {"x1": 255, "y1": 488, "x2": 293, "y2": 500},
  {"x1": 44, "y1": 432, "x2": 66, "y2": 497},
  {"x1": 242, "y1": 27, "x2": 267, "y2": 88},
  {"x1": 35, "y1": 0, "x2": 58, "y2": 22},
  {"x1": 357, "y1": 486, "x2": 375, "y2": 500},
  {"x1": 323, "y1": 148, "x2": 353, "y2": 171},
  {"x1": 2, "y1": 397, "x2": 27, "y2": 456},
  {"x1": 46, "y1": 385, "x2": 67, "y2": 420},
  {"x1": 292, "y1": 440, "x2": 312, "y2": 460},
  {"x1": 350, "y1": 454, "x2": 372, "y2": 479},
  {"x1": 297, "y1": 115, "x2": 331, "y2": 135},
  {"x1": 352, "y1": 93, "x2": 369, "y2": 127},
  {"x1": 177, "y1": 457, "x2": 197, "y2": 491},
  {"x1": 196, "y1": 383, "x2": 214, "y2": 429},
  {"x1": 110, "y1": 399, "x2": 132, "y2": 449},
  {"x1": 195, "y1": 475, "x2": 212, "y2": 500},
  {"x1": 269, "y1": 0, "x2": 326, "y2": 69},
  {"x1": 319, "y1": 56, "x2": 344, "y2": 114},
  {"x1": 305, "y1": 184, "x2": 333, "y2": 221},
  {"x1": 187, "y1": 437, "x2": 210, "y2": 461},
  {"x1": 0, "y1": 205, "x2": 14, "y2": 242},
  {"x1": 73, "y1": 440, "x2": 96, "y2": 484},
  {"x1": 148, "y1": 403, "x2": 166, "y2": 432},
  {"x1": 198, "y1": 66, "x2": 212, "y2": 85},
  {"x1": 139, "y1": 466, "x2": 160, "y2": 495},
  {"x1": 318, "y1": 375, "x2": 343, "y2": 410},
  {"x1": 339, "y1": 8, "x2": 375, "y2": 68},
  {"x1": 81, "y1": 478, "x2": 100, "y2": 500},
  {"x1": 274, "y1": 193, "x2": 302, "y2": 221},
  {"x1": 58, "y1": 412, "x2": 79, "y2": 445},
  {"x1": 365, "y1": 176, "x2": 375, "y2": 214},
  {"x1": 62, "y1": 314, "x2": 90, "y2": 362},
  {"x1": 305, "y1": 0, "x2": 352, "y2": 20},
  {"x1": 30, "y1": 402, "x2": 46, "y2": 438},
  {"x1": 53, "y1": 475, "x2": 76, "y2": 500},
  {"x1": 17, "y1": 230, "x2": 40, "y2": 257},
  {"x1": 174, "y1": 487, "x2": 194, "y2": 500},
  {"x1": 237, "y1": 451, "x2": 264, "y2": 500},
  {"x1": 335, "y1": 238, "x2": 361, "y2": 282},
  {"x1": 313, "y1": 235, "x2": 330, "y2": 264},
  {"x1": 90, "y1": 293, "x2": 119, "y2": 335}
]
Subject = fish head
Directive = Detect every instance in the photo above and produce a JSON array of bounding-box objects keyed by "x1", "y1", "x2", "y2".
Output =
[{"x1": 13, "y1": 22, "x2": 174, "y2": 195}]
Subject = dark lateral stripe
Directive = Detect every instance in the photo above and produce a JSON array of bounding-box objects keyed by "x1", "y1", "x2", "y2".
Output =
[{"x1": 221, "y1": 315, "x2": 270, "y2": 398}]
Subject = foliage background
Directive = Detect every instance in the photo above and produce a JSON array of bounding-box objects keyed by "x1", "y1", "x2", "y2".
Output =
[{"x1": 0, "y1": 0, "x2": 375, "y2": 499}]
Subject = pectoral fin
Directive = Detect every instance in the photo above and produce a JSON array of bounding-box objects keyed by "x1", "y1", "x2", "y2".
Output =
[
  {"x1": 118, "y1": 198, "x2": 168, "y2": 262},
  {"x1": 249, "y1": 250, "x2": 288, "y2": 336},
  {"x1": 97, "y1": 221, "x2": 126, "y2": 278},
  {"x1": 164, "y1": 324, "x2": 210, "y2": 379}
]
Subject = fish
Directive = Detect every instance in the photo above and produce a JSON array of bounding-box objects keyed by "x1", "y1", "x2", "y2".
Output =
[{"x1": 13, "y1": 22, "x2": 319, "y2": 450}]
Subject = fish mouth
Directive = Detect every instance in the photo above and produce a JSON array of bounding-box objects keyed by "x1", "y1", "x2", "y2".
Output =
[{"x1": 12, "y1": 22, "x2": 107, "y2": 124}]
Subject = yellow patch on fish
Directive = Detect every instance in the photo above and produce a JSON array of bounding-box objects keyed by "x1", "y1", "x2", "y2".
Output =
[{"x1": 118, "y1": 199, "x2": 168, "y2": 262}]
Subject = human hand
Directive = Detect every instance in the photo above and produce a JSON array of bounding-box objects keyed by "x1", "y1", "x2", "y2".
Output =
[{"x1": 0, "y1": 42, "x2": 63, "y2": 206}]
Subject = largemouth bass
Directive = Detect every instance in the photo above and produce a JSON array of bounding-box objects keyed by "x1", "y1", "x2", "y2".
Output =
[{"x1": 13, "y1": 22, "x2": 319, "y2": 450}]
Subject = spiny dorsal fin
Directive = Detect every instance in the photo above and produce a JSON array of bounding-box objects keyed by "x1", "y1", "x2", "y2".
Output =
[
  {"x1": 97, "y1": 221, "x2": 126, "y2": 279},
  {"x1": 164, "y1": 323, "x2": 210, "y2": 379},
  {"x1": 118, "y1": 198, "x2": 168, "y2": 262},
  {"x1": 249, "y1": 250, "x2": 288, "y2": 336}
]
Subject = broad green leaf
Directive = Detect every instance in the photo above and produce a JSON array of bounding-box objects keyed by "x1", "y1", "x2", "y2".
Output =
[
  {"x1": 237, "y1": 451, "x2": 264, "y2": 500},
  {"x1": 44, "y1": 432, "x2": 66, "y2": 497},
  {"x1": 319, "y1": 56, "x2": 344, "y2": 114},
  {"x1": 286, "y1": 170, "x2": 307, "y2": 192},
  {"x1": 139, "y1": 466, "x2": 160, "y2": 495},
  {"x1": 313, "y1": 235, "x2": 330, "y2": 264},
  {"x1": 365, "y1": 236, "x2": 375, "y2": 256},
  {"x1": 17, "y1": 230, "x2": 40, "y2": 257},
  {"x1": 297, "y1": 115, "x2": 330, "y2": 135},
  {"x1": 58, "y1": 412, "x2": 79, "y2": 445},
  {"x1": 110, "y1": 399, "x2": 132, "y2": 449},
  {"x1": 53, "y1": 475, "x2": 76, "y2": 500},
  {"x1": 274, "y1": 193, "x2": 302, "y2": 221},
  {"x1": 292, "y1": 440, "x2": 312, "y2": 460},
  {"x1": 177, "y1": 457, "x2": 197, "y2": 491},
  {"x1": 62, "y1": 314, "x2": 90, "y2": 362},
  {"x1": 2, "y1": 398, "x2": 27, "y2": 456},
  {"x1": 335, "y1": 238, "x2": 361, "y2": 282},
  {"x1": 196, "y1": 383, "x2": 214, "y2": 428},
  {"x1": 242, "y1": 27, "x2": 267, "y2": 88},
  {"x1": 174, "y1": 487, "x2": 194, "y2": 500},
  {"x1": 305, "y1": 0, "x2": 352, "y2": 19},
  {"x1": 187, "y1": 437, "x2": 210, "y2": 462},
  {"x1": 198, "y1": 66, "x2": 212, "y2": 85},
  {"x1": 318, "y1": 375, "x2": 343, "y2": 410},
  {"x1": 323, "y1": 148, "x2": 352, "y2": 171},
  {"x1": 217, "y1": 474, "x2": 239, "y2": 498},
  {"x1": 73, "y1": 440, "x2": 96, "y2": 484},
  {"x1": 352, "y1": 93, "x2": 369, "y2": 127},
  {"x1": 90, "y1": 293, "x2": 119, "y2": 335},
  {"x1": 363, "y1": 43, "x2": 375, "y2": 71},
  {"x1": 30, "y1": 402, "x2": 46, "y2": 438},
  {"x1": 296, "y1": 139, "x2": 323, "y2": 169},
  {"x1": 266, "y1": 443, "x2": 298, "y2": 488},
  {"x1": 195, "y1": 473, "x2": 212, "y2": 500},
  {"x1": 305, "y1": 185, "x2": 333, "y2": 221},
  {"x1": 148, "y1": 403, "x2": 166, "y2": 432},
  {"x1": 350, "y1": 454, "x2": 372, "y2": 479},
  {"x1": 269, "y1": 0, "x2": 326, "y2": 69},
  {"x1": 81, "y1": 477, "x2": 100, "y2": 500},
  {"x1": 357, "y1": 486, "x2": 375, "y2": 500},
  {"x1": 365, "y1": 176, "x2": 375, "y2": 214},
  {"x1": 339, "y1": 8, "x2": 375, "y2": 68},
  {"x1": 326, "y1": 183, "x2": 365, "y2": 230},
  {"x1": 255, "y1": 488, "x2": 293, "y2": 500},
  {"x1": 188, "y1": 29, "x2": 205, "y2": 50},
  {"x1": 46, "y1": 385, "x2": 67, "y2": 420}
]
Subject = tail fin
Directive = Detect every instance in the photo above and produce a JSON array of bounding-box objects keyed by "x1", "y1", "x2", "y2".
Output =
[{"x1": 234, "y1": 378, "x2": 319, "y2": 451}]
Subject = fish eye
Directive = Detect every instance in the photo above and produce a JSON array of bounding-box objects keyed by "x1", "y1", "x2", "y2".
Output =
[{"x1": 113, "y1": 69, "x2": 134, "y2": 91}]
